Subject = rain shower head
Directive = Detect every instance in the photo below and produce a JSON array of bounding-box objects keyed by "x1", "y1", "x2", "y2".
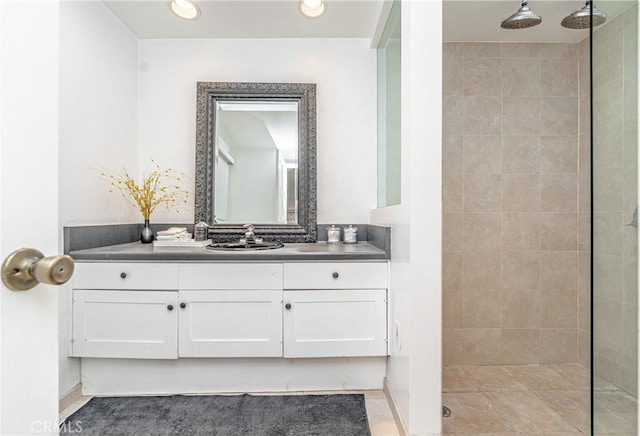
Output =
[
  {"x1": 561, "y1": 1, "x2": 607, "y2": 29},
  {"x1": 501, "y1": 0, "x2": 542, "y2": 29}
]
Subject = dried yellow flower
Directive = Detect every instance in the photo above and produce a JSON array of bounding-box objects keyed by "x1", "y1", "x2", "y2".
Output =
[{"x1": 98, "y1": 159, "x2": 189, "y2": 220}]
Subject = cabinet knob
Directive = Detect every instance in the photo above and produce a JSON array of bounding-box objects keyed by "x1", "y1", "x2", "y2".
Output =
[
  {"x1": 285, "y1": 303, "x2": 292, "y2": 310},
  {"x1": 332, "y1": 272, "x2": 339, "y2": 279},
  {"x1": 120, "y1": 272, "x2": 127, "y2": 279},
  {"x1": 167, "y1": 304, "x2": 174, "y2": 311},
  {"x1": 180, "y1": 302, "x2": 187, "y2": 309}
]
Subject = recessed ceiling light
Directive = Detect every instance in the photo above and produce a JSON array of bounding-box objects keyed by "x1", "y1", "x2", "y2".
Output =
[
  {"x1": 299, "y1": 0, "x2": 326, "y2": 18},
  {"x1": 170, "y1": 0, "x2": 200, "y2": 20}
]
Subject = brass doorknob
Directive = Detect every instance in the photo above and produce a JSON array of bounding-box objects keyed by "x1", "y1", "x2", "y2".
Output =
[{"x1": 2, "y1": 248, "x2": 75, "y2": 291}]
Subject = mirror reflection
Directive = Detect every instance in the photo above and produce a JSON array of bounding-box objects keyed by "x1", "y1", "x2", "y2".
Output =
[{"x1": 214, "y1": 100, "x2": 298, "y2": 224}]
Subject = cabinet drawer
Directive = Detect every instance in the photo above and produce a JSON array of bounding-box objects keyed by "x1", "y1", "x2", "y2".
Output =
[
  {"x1": 284, "y1": 262, "x2": 387, "y2": 289},
  {"x1": 179, "y1": 264, "x2": 283, "y2": 290},
  {"x1": 73, "y1": 263, "x2": 179, "y2": 290}
]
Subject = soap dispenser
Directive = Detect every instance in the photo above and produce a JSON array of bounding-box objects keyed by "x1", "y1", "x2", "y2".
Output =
[{"x1": 194, "y1": 221, "x2": 208, "y2": 241}]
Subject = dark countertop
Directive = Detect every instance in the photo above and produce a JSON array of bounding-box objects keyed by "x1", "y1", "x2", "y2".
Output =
[{"x1": 70, "y1": 241, "x2": 388, "y2": 262}]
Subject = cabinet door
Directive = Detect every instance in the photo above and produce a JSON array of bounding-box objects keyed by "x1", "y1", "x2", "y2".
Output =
[
  {"x1": 283, "y1": 290, "x2": 387, "y2": 358},
  {"x1": 72, "y1": 290, "x2": 178, "y2": 359},
  {"x1": 178, "y1": 290, "x2": 283, "y2": 358}
]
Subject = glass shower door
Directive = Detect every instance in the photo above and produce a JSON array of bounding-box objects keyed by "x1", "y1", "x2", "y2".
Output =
[{"x1": 592, "y1": 2, "x2": 638, "y2": 434}]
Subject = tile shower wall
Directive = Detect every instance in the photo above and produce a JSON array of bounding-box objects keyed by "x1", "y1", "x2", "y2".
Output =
[
  {"x1": 592, "y1": 5, "x2": 638, "y2": 396},
  {"x1": 443, "y1": 42, "x2": 584, "y2": 365}
]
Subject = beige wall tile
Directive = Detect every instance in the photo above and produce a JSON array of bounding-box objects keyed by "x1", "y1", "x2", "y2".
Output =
[
  {"x1": 578, "y1": 213, "x2": 591, "y2": 251},
  {"x1": 594, "y1": 252, "x2": 624, "y2": 301},
  {"x1": 463, "y1": 287, "x2": 501, "y2": 328},
  {"x1": 593, "y1": 31, "x2": 623, "y2": 86},
  {"x1": 464, "y1": 42, "x2": 501, "y2": 58},
  {"x1": 540, "y1": 251, "x2": 578, "y2": 291},
  {"x1": 464, "y1": 174, "x2": 502, "y2": 212},
  {"x1": 443, "y1": 96, "x2": 464, "y2": 135},
  {"x1": 502, "y1": 212, "x2": 540, "y2": 250},
  {"x1": 444, "y1": 42, "x2": 464, "y2": 59},
  {"x1": 443, "y1": 135, "x2": 463, "y2": 175},
  {"x1": 578, "y1": 251, "x2": 591, "y2": 332},
  {"x1": 443, "y1": 287, "x2": 463, "y2": 328},
  {"x1": 443, "y1": 57, "x2": 464, "y2": 96},
  {"x1": 578, "y1": 171, "x2": 591, "y2": 215},
  {"x1": 539, "y1": 329, "x2": 578, "y2": 363},
  {"x1": 579, "y1": 53, "x2": 590, "y2": 97},
  {"x1": 593, "y1": 166, "x2": 624, "y2": 212},
  {"x1": 540, "y1": 57, "x2": 579, "y2": 97},
  {"x1": 502, "y1": 58, "x2": 540, "y2": 97},
  {"x1": 541, "y1": 97, "x2": 579, "y2": 136},
  {"x1": 502, "y1": 97, "x2": 540, "y2": 136},
  {"x1": 502, "y1": 136, "x2": 540, "y2": 174},
  {"x1": 501, "y1": 329, "x2": 540, "y2": 364},
  {"x1": 443, "y1": 212, "x2": 464, "y2": 251},
  {"x1": 462, "y1": 328, "x2": 503, "y2": 365},
  {"x1": 623, "y1": 253, "x2": 638, "y2": 306},
  {"x1": 580, "y1": 95, "x2": 590, "y2": 135},
  {"x1": 464, "y1": 212, "x2": 501, "y2": 252},
  {"x1": 443, "y1": 174, "x2": 463, "y2": 212},
  {"x1": 503, "y1": 174, "x2": 540, "y2": 212},
  {"x1": 578, "y1": 133, "x2": 590, "y2": 177},
  {"x1": 541, "y1": 174, "x2": 578, "y2": 212},
  {"x1": 464, "y1": 58, "x2": 501, "y2": 96},
  {"x1": 578, "y1": 330, "x2": 591, "y2": 368},
  {"x1": 501, "y1": 42, "x2": 540, "y2": 58},
  {"x1": 463, "y1": 250, "x2": 502, "y2": 290},
  {"x1": 540, "y1": 289, "x2": 577, "y2": 329},
  {"x1": 540, "y1": 212, "x2": 578, "y2": 251},
  {"x1": 464, "y1": 96, "x2": 502, "y2": 135},
  {"x1": 540, "y1": 136, "x2": 578, "y2": 174},
  {"x1": 594, "y1": 297, "x2": 624, "y2": 347},
  {"x1": 594, "y1": 212, "x2": 623, "y2": 256},
  {"x1": 443, "y1": 328, "x2": 465, "y2": 365},
  {"x1": 539, "y1": 43, "x2": 578, "y2": 58},
  {"x1": 502, "y1": 251, "x2": 540, "y2": 291},
  {"x1": 463, "y1": 135, "x2": 502, "y2": 174},
  {"x1": 502, "y1": 289, "x2": 540, "y2": 328},
  {"x1": 443, "y1": 250, "x2": 464, "y2": 290}
]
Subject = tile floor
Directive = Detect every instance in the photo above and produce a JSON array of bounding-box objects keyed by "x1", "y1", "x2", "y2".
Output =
[
  {"x1": 59, "y1": 390, "x2": 400, "y2": 436},
  {"x1": 443, "y1": 363, "x2": 638, "y2": 435}
]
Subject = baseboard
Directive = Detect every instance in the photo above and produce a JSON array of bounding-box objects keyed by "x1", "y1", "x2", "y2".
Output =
[
  {"x1": 59, "y1": 384, "x2": 83, "y2": 412},
  {"x1": 383, "y1": 377, "x2": 408, "y2": 436}
]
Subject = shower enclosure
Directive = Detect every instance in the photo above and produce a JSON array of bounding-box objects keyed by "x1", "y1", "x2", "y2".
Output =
[
  {"x1": 442, "y1": 1, "x2": 639, "y2": 433},
  {"x1": 591, "y1": 3, "x2": 638, "y2": 433}
]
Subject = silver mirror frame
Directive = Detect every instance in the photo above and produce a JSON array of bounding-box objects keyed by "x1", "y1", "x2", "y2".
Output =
[{"x1": 195, "y1": 82, "x2": 317, "y2": 242}]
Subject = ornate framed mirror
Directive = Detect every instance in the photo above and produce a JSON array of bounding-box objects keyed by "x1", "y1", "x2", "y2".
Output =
[{"x1": 194, "y1": 82, "x2": 317, "y2": 242}]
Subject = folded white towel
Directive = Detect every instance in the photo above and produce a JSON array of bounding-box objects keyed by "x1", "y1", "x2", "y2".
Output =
[{"x1": 156, "y1": 227, "x2": 188, "y2": 237}]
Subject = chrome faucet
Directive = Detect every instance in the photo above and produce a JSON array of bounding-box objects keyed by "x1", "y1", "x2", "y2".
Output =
[{"x1": 240, "y1": 224, "x2": 263, "y2": 244}]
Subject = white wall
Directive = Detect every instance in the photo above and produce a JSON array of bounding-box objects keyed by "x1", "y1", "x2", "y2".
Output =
[
  {"x1": 59, "y1": 1, "x2": 140, "y2": 226},
  {"x1": 370, "y1": 1, "x2": 442, "y2": 434},
  {"x1": 138, "y1": 38, "x2": 377, "y2": 224},
  {"x1": 58, "y1": 0, "x2": 139, "y2": 397}
]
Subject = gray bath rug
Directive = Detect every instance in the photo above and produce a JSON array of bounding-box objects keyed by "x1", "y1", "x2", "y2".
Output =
[{"x1": 61, "y1": 393, "x2": 371, "y2": 436}]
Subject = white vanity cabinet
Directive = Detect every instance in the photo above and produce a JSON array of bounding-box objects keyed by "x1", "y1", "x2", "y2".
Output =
[
  {"x1": 283, "y1": 262, "x2": 388, "y2": 358},
  {"x1": 71, "y1": 263, "x2": 179, "y2": 359},
  {"x1": 177, "y1": 264, "x2": 283, "y2": 357},
  {"x1": 70, "y1": 260, "x2": 388, "y2": 360}
]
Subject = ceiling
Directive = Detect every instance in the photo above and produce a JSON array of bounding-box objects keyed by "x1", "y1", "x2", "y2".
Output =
[
  {"x1": 102, "y1": 0, "x2": 635, "y2": 42},
  {"x1": 102, "y1": 0, "x2": 387, "y2": 39}
]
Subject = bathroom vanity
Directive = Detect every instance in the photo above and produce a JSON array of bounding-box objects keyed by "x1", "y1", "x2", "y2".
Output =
[{"x1": 66, "y1": 236, "x2": 390, "y2": 395}]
